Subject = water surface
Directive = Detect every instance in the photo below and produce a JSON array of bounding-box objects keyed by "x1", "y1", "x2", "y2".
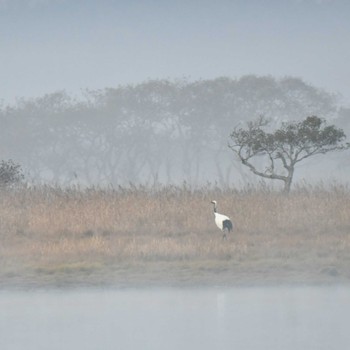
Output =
[{"x1": 1, "y1": 286, "x2": 349, "y2": 350}]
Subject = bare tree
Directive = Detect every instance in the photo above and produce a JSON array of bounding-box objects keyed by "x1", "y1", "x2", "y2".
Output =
[{"x1": 229, "y1": 116, "x2": 350, "y2": 192}]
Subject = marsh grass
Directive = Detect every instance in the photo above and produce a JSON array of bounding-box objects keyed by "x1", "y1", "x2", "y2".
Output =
[{"x1": 0, "y1": 183, "x2": 349, "y2": 288}]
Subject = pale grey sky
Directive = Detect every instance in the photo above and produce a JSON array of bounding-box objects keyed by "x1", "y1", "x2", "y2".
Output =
[{"x1": 1, "y1": 0, "x2": 350, "y2": 105}]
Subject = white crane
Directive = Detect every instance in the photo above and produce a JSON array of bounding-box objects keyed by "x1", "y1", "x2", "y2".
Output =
[{"x1": 211, "y1": 200, "x2": 233, "y2": 240}]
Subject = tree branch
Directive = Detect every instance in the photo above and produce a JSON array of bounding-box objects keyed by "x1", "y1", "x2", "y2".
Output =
[{"x1": 240, "y1": 157, "x2": 287, "y2": 181}]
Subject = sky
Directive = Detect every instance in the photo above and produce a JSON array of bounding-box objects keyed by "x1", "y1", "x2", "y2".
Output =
[{"x1": 1, "y1": 0, "x2": 350, "y2": 106}]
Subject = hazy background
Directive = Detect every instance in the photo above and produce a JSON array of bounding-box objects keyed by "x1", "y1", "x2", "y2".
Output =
[
  {"x1": 1, "y1": 0, "x2": 350, "y2": 105},
  {"x1": 1, "y1": 0, "x2": 350, "y2": 187}
]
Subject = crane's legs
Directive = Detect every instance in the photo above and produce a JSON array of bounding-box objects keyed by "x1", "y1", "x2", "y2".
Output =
[{"x1": 222, "y1": 229, "x2": 227, "y2": 241}]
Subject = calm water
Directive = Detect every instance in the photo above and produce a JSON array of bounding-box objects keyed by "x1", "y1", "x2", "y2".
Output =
[{"x1": 0, "y1": 286, "x2": 349, "y2": 350}]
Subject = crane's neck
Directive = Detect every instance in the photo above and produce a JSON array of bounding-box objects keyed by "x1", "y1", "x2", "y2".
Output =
[{"x1": 213, "y1": 204, "x2": 217, "y2": 213}]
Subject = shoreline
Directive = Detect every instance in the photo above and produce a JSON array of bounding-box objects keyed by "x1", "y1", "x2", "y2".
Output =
[{"x1": 1, "y1": 262, "x2": 349, "y2": 291}]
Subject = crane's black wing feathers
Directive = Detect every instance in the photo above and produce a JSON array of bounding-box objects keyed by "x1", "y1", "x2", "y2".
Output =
[{"x1": 223, "y1": 219, "x2": 233, "y2": 232}]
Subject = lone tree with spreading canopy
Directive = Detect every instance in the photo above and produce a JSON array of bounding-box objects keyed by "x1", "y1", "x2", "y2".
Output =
[{"x1": 229, "y1": 116, "x2": 349, "y2": 192}]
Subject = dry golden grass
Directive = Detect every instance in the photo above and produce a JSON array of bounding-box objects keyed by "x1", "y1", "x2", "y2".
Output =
[{"x1": 0, "y1": 183, "x2": 349, "y2": 288}]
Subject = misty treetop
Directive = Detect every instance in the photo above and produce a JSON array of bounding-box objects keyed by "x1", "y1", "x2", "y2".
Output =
[{"x1": 0, "y1": 76, "x2": 348, "y2": 187}]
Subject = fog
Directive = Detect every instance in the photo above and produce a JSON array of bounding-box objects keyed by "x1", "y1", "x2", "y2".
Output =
[
  {"x1": 1, "y1": 1, "x2": 350, "y2": 187},
  {"x1": 1, "y1": 3, "x2": 350, "y2": 348},
  {"x1": 1, "y1": 287, "x2": 350, "y2": 350},
  {"x1": 0, "y1": 76, "x2": 349, "y2": 187},
  {"x1": 1, "y1": 0, "x2": 350, "y2": 105}
]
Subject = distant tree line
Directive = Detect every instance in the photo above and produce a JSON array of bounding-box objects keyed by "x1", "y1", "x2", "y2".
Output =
[{"x1": 0, "y1": 75, "x2": 349, "y2": 188}]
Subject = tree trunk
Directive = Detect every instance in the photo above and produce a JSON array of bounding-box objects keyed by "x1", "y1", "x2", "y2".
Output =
[{"x1": 283, "y1": 168, "x2": 294, "y2": 193}]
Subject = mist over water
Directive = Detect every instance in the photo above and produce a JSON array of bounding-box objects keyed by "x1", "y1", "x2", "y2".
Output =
[
  {"x1": 1, "y1": 287, "x2": 349, "y2": 350},
  {"x1": 1, "y1": 2, "x2": 350, "y2": 349}
]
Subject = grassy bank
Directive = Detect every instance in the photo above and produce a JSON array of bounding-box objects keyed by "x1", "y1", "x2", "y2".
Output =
[{"x1": 1, "y1": 184, "x2": 349, "y2": 288}]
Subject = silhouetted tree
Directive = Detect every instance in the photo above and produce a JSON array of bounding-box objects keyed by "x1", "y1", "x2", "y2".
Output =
[{"x1": 229, "y1": 116, "x2": 350, "y2": 192}]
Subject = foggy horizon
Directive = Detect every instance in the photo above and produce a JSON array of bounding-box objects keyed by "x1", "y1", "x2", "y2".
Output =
[
  {"x1": 2, "y1": 3, "x2": 350, "y2": 349},
  {"x1": 1, "y1": 0, "x2": 350, "y2": 106}
]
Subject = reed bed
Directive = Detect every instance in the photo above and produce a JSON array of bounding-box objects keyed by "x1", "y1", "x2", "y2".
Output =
[{"x1": 0, "y1": 183, "x2": 349, "y2": 288}]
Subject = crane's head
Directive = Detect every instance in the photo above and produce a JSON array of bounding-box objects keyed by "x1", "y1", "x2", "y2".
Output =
[{"x1": 210, "y1": 200, "x2": 217, "y2": 205}]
